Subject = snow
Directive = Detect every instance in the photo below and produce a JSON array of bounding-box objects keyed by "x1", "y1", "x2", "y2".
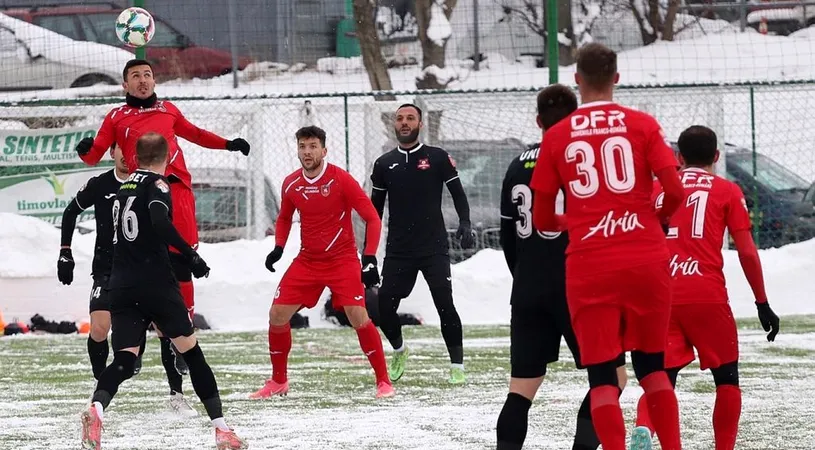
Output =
[
  {"x1": 2, "y1": 212, "x2": 814, "y2": 331},
  {"x1": 427, "y1": 1, "x2": 454, "y2": 48}
]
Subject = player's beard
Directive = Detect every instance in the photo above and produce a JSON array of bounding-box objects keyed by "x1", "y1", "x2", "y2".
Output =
[
  {"x1": 300, "y1": 157, "x2": 322, "y2": 173},
  {"x1": 395, "y1": 127, "x2": 420, "y2": 145}
]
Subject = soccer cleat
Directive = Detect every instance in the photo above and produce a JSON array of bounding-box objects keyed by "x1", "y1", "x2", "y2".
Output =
[
  {"x1": 80, "y1": 406, "x2": 103, "y2": 449},
  {"x1": 215, "y1": 428, "x2": 249, "y2": 450},
  {"x1": 168, "y1": 392, "x2": 198, "y2": 417},
  {"x1": 132, "y1": 353, "x2": 143, "y2": 376},
  {"x1": 248, "y1": 379, "x2": 289, "y2": 399},
  {"x1": 376, "y1": 381, "x2": 396, "y2": 399},
  {"x1": 171, "y1": 343, "x2": 189, "y2": 376},
  {"x1": 388, "y1": 347, "x2": 410, "y2": 382},
  {"x1": 629, "y1": 426, "x2": 653, "y2": 450},
  {"x1": 448, "y1": 366, "x2": 466, "y2": 385}
]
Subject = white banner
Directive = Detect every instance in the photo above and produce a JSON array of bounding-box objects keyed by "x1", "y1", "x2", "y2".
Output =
[{"x1": 0, "y1": 126, "x2": 98, "y2": 167}]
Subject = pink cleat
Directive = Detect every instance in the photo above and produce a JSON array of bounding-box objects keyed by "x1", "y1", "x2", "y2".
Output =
[
  {"x1": 216, "y1": 428, "x2": 249, "y2": 450},
  {"x1": 248, "y1": 379, "x2": 289, "y2": 399},
  {"x1": 80, "y1": 406, "x2": 103, "y2": 449},
  {"x1": 376, "y1": 381, "x2": 395, "y2": 399}
]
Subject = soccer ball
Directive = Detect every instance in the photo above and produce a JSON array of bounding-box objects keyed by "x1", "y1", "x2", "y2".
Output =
[{"x1": 115, "y1": 7, "x2": 155, "y2": 48}]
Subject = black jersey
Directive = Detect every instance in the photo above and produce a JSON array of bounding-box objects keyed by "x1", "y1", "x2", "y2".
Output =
[
  {"x1": 108, "y1": 169, "x2": 176, "y2": 289},
  {"x1": 500, "y1": 146, "x2": 568, "y2": 304},
  {"x1": 371, "y1": 143, "x2": 460, "y2": 258},
  {"x1": 72, "y1": 169, "x2": 124, "y2": 277}
]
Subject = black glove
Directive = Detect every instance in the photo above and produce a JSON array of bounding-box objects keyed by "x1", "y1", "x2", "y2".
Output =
[
  {"x1": 756, "y1": 301, "x2": 780, "y2": 342},
  {"x1": 226, "y1": 138, "x2": 250, "y2": 156},
  {"x1": 57, "y1": 248, "x2": 75, "y2": 285},
  {"x1": 361, "y1": 255, "x2": 380, "y2": 288},
  {"x1": 456, "y1": 222, "x2": 476, "y2": 249},
  {"x1": 189, "y1": 251, "x2": 210, "y2": 279},
  {"x1": 265, "y1": 246, "x2": 284, "y2": 272},
  {"x1": 75, "y1": 137, "x2": 94, "y2": 157}
]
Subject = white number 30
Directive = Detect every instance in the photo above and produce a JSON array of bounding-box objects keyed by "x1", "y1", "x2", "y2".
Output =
[{"x1": 565, "y1": 136, "x2": 635, "y2": 198}]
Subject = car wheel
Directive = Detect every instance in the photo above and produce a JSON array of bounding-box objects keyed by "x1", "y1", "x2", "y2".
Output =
[{"x1": 70, "y1": 74, "x2": 117, "y2": 88}]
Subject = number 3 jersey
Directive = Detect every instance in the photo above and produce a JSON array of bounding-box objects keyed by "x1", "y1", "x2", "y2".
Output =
[
  {"x1": 531, "y1": 101, "x2": 679, "y2": 277},
  {"x1": 500, "y1": 145, "x2": 568, "y2": 303},
  {"x1": 654, "y1": 168, "x2": 752, "y2": 304},
  {"x1": 108, "y1": 169, "x2": 177, "y2": 289}
]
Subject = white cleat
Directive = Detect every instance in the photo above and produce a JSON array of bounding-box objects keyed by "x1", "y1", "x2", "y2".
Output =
[
  {"x1": 169, "y1": 392, "x2": 199, "y2": 417},
  {"x1": 629, "y1": 426, "x2": 653, "y2": 450}
]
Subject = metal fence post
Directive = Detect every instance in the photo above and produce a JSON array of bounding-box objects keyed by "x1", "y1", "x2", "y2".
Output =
[
  {"x1": 547, "y1": 0, "x2": 558, "y2": 83},
  {"x1": 749, "y1": 86, "x2": 760, "y2": 247},
  {"x1": 344, "y1": 94, "x2": 350, "y2": 171},
  {"x1": 133, "y1": 0, "x2": 145, "y2": 60},
  {"x1": 473, "y1": 0, "x2": 480, "y2": 71},
  {"x1": 740, "y1": 0, "x2": 747, "y2": 32},
  {"x1": 228, "y1": 0, "x2": 240, "y2": 88}
]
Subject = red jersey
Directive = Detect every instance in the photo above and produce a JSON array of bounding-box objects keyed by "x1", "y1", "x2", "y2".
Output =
[
  {"x1": 531, "y1": 101, "x2": 678, "y2": 277},
  {"x1": 79, "y1": 100, "x2": 228, "y2": 189},
  {"x1": 275, "y1": 163, "x2": 381, "y2": 261},
  {"x1": 654, "y1": 168, "x2": 752, "y2": 304}
]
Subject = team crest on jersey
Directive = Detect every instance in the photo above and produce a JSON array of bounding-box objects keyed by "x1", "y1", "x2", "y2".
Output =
[
  {"x1": 320, "y1": 184, "x2": 331, "y2": 197},
  {"x1": 417, "y1": 158, "x2": 430, "y2": 170},
  {"x1": 155, "y1": 179, "x2": 170, "y2": 193},
  {"x1": 448, "y1": 155, "x2": 456, "y2": 168}
]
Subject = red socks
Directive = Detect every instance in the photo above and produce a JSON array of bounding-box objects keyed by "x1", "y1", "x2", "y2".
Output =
[
  {"x1": 355, "y1": 320, "x2": 389, "y2": 384},
  {"x1": 589, "y1": 385, "x2": 626, "y2": 450},
  {"x1": 713, "y1": 385, "x2": 741, "y2": 450},
  {"x1": 268, "y1": 323, "x2": 292, "y2": 384},
  {"x1": 179, "y1": 281, "x2": 194, "y2": 322},
  {"x1": 641, "y1": 372, "x2": 682, "y2": 450},
  {"x1": 635, "y1": 392, "x2": 654, "y2": 434}
]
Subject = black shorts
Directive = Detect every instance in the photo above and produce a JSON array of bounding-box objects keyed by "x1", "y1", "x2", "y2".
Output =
[
  {"x1": 89, "y1": 276, "x2": 111, "y2": 313},
  {"x1": 379, "y1": 254, "x2": 451, "y2": 299},
  {"x1": 108, "y1": 282, "x2": 193, "y2": 351},
  {"x1": 510, "y1": 292, "x2": 625, "y2": 378}
]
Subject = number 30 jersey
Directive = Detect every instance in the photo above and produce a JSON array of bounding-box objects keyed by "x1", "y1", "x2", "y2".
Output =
[
  {"x1": 108, "y1": 169, "x2": 176, "y2": 289},
  {"x1": 654, "y1": 168, "x2": 752, "y2": 304},
  {"x1": 500, "y1": 145, "x2": 568, "y2": 304},
  {"x1": 531, "y1": 101, "x2": 679, "y2": 277}
]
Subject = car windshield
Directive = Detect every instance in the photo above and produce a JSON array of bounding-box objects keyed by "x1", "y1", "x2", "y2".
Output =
[
  {"x1": 730, "y1": 154, "x2": 809, "y2": 193},
  {"x1": 195, "y1": 186, "x2": 247, "y2": 228}
]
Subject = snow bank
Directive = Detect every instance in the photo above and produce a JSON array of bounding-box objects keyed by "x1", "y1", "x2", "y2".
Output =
[{"x1": 1, "y1": 213, "x2": 814, "y2": 331}]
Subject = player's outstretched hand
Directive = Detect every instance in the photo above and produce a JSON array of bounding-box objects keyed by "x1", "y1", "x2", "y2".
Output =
[
  {"x1": 265, "y1": 246, "x2": 284, "y2": 272},
  {"x1": 189, "y1": 252, "x2": 210, "y2": 279},
  {"x1": 456, "y1": 222, "x2": 476, "y2": 249},
  {"x1": 361, "y1": 255, "x2": 380, "y2": 288},
  {"x1": 57, "y1": 248, "x2": 75, "y2": 285},
  {"x1": 75, "y1": 137, "x2": 94, "y2": 157},
  {"x1": 226, "y1": 138, "x2": 251, "y2": 156},
  {"x1": 756, "y1": 301, "x2": 780, "y2": 342}
]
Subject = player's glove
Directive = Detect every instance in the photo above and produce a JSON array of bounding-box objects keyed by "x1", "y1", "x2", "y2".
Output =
[
  {"x1": 57, "y1": 248, "x2": 75, "y2": 285},
  {"x1": 188, "y1": 251, "x2": 210, "y2": 279},
  {"x1": 756, "y1": 301, "x2": 780, "y2": 342},
  {"x1": 361, "y1": 255, "x2": 380, "y2": 288},
  {"x1": 265, "y1": 246, "x2": 284, "y2": 272},
  {"x1": 75, "y1": 137, "x2": 94, "y2": 157},
  {"x1": 456, "y1": 222, "x2": 476, "y2": 249},
  {"x1": 226, "y1": 138, "x2": 251, "y2": 156}
]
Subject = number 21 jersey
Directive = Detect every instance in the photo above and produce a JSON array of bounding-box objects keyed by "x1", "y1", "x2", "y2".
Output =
[{"x1": 531, "y1": 101, "x2": 678, "y2": 277}]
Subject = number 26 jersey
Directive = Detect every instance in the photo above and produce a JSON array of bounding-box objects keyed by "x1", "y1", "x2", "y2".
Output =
[{"x1": 531, "y1": 101, "x2": 679, "y2": 277}]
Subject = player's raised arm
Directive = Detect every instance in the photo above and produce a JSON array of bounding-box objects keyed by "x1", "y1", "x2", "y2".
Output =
[
  {"x1": 166, "y1": 101, "x2": 250, "y2": 155},
  {"x1": 57, "y1": 176, "x2": 101, "y2": 285},
  {"x1": 369, "y1": 159, "x2": 387, "y2": 218},
  {"x1": 76, "y1": 113, "x2": 116, "y2": 166}
]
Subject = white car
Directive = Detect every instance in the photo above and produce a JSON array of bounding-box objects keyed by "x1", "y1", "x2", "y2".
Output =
[{"x1": 0, "y1": 13, "x2": 132, "y2": 91}]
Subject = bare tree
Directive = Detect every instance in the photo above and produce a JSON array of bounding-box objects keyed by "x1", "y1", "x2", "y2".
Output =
[
  {"x1": 353, "y1": 0, "x2": 395, "y2": 98},
  {"x1": 625, "y1": 0, "x2": 681, "y2": 44},
  {"x1": 415, "y1": 0, "x2": 458, "y2": 90}
]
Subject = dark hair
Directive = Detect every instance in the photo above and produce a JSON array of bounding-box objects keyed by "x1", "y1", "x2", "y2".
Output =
[
  {"x1": 575, "y1": 43, "x2": 618, "y2": 90},
  {"x1": 136, "y1": 132, "x2": 168, "y2": 166},
  {"x1": 678, "y1": 125, "x2": 718, "y2": 166},
  {"x1": 123, "y1": 59, "x2": 153, "y2": 80},
  {"x1": 396, "y1": 103, "x2": 422, "y2": 122},
  {"x1": 537, "y1": 84, "x2": 578, "y2": 130},
  {"x1": 295, "y1": 126, "x2": 327, "y2": 147}
]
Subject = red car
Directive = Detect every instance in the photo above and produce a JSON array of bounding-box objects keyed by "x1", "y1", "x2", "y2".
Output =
[{"x1": 3, "y1": 4, "x2": 253, "y2": 81}]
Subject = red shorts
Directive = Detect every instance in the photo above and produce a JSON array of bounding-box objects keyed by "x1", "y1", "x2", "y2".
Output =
[
  {"x1": 567, "y1": 263, "x2": 671, "y2": 366},
  {"x1": 169, "y1": 183, "x2": 198, "y2": 252},
  {"x1": 274, "y1": 256, "x2": 365, "y2": 310},
  {"x1": 665, "y1": 303, "x2": 738, "y2": 370}
]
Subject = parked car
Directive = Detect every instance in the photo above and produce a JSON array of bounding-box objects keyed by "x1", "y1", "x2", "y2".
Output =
[
  {"x1": 2, "y1": 3, "x2": 253, "y2": 81},
  {"x1": 0, "y1": 12, "x2": 130, "y2": 90},
  {"x1": 671, "y1": 142, "x2": 815, "y2": 248}
]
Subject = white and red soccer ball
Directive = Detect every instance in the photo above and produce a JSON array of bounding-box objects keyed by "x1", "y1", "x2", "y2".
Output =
[{"x1": 115, "y1": 7, "x2": 155, "y2": 48}]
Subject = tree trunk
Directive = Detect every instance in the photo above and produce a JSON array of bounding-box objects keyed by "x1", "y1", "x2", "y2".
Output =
[
  {"x1": 629, "y1": 0, "x2": 657, "y2": 45},
  {"x1": 415, "y1": 0, "x2": 458, "y2": 90},
  {"x1": 557, "y1": 0, "x2": 576, "y2": 65},
  {"x1": 661, "y1": 0, "x2": 680, "y2": 41},
  {"x1": 352, "y1": 0, "x2": 395, "y2": 100}
]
